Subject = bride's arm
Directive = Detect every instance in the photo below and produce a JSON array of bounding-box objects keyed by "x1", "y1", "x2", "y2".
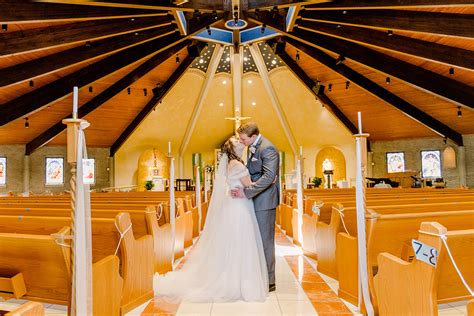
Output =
[{"x1": 239, "y1": 175, "x2": 252, "y2": 187}]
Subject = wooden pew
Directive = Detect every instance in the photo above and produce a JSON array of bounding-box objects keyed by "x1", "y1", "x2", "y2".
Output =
[
  {"x1": 374, "y1": 222, "x2": 474, "y2": 316},
  {"x1": 468, "y1": 299, "x2": 474, "y2": 316},
  {"x1": 336, "y1": 209, "x2": 474, "y2": 308},
  {"x1": 5, "y1": 302, "x2": 44, "y2": 316},
  {"x1": 0, "y1": 212, "x2": 153, "y2": 314}
]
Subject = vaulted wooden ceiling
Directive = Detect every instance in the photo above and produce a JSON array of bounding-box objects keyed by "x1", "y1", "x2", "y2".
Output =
[{"x1": 0, "y1": 0, "x2": 473, "y2": 155}]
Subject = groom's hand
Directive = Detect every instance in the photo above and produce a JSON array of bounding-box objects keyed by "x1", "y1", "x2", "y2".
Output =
[{"x1": 230, "y1": 187, "x2": 245, "y2": 199}]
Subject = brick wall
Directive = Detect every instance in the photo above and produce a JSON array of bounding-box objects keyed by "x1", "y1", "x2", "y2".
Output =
[
  {"x1": 371, "y1": 134, "x2": 473, "y2": 188},
  {"x1": 0, "y1": 145, "x2": 110, "y2": 194}
]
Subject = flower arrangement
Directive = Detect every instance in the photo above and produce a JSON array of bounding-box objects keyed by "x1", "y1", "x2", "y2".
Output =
[
  {"x1": 144, "y1": 180, "x2": 154, "y2": 191},
  {"x1": 311, "y1": 176, "x2": 322, "y2": 188}
]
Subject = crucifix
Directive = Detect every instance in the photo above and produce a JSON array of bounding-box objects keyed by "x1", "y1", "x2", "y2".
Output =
[
  {"x1": 225, "y1": 115, "x2": 251, "y2": 135},
  {"x1": 228, "y1": 46, "x2": 251, "y2": 135}
]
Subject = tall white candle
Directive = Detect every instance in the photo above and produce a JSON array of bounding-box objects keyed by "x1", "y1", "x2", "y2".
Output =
[
  {"x1": 168, "y1": 141, "x2": 171, "y2": 157},
  {"x1": 73, "y1": 86, "x2": 79, "y2": 119},
  {"x1": 357, "y1": 111, "x2": 362, "y2": 134}
]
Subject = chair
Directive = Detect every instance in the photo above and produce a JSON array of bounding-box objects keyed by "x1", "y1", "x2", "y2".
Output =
[{"x1": 176, "y1": 179, "x2": 191, "y2": 191}]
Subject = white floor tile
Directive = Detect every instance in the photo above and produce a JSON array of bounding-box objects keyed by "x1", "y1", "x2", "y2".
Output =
[
  {"x1": 275, "y1": 285, "x2": 309, "y2": 301},
  {"x1": 438, "y1": 307, "x2": 465, "y2": 315},
  {"x1": 177, "y1": 302, "x2": 212, "y2": 315},
  {"x1": 124, "y1": 299, "x2": 151, "y2": 315},
  {"x1": 278, "y1": 299, "x2": 318, "y2": 316},
  {"x1": 211, "y1": 300, "x2": 281, "y2": 316}
]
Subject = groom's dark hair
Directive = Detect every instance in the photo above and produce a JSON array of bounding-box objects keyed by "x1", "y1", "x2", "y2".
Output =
[{"x1": 237, "y1": 122, "x2": 259, "y2": 137}]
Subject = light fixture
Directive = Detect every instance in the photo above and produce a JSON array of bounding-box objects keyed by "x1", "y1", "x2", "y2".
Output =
[
  {"x1": 335, "y1": 55, "x2": 345, "y2": 66},
  {"x1": 345, "y1": 81, "x2": 350, "y2": 89},
  {"x1": 89, "y1": 86, "x2": 93, "y2": 93},
  {"x1": 247, "y1": 79, "x2": 252, "y2": 84},
  {"x1": 194, "y1": 10, "x2": 201, "y2": 21},
  {"x1": 29, "y1": 80, "x2": 34, "y2": 87},
  {"x1": 2, "y1": 24, "x2": 7, "y2": 32},
  {"x1": 85, "y1": 41, "x2": 92, "y2": 47},
  {"x1": 271, "y1": 60, "x2": 277, "y2": 65},
  {"x1": 243, "y1": 57, "x2": 248, "y2": 61},
  {"x1": 143, "y1": 88, "x2": 147, "y2": 96},
  {"x1": 199, "y1": 58, "x2": 204, "y2": 64},
  {"x1": 296, "y1": 51, "x2": 300, "y2": 61},
  {"x1": 219, "y1": 102, "x2": 224, "y2": 107},
  {"x1": 386, "y1": 77, "x2": 391, "y2": 84},
  {"x1": 134, "y1": 32, "x2": 139, "y2": 36},
  {"x1": 328, "y1": 83, "x2": 332, "y2": 92},
  {"x1": 226, "y1": 57, "x2": 230, "y2": 62},
  {"x1": 176, "y1": 54, "x2": 180, "y2": 64},
  {"x1": 251, "y1": 101, "x2": 256, "y2": 106},
  {"x1": 222, "y1": 80, "x2": 227, "y2": 85},
  {"x1": 271, "y1": 6, "x2": 278, "y2": 19},
  {"x1": 443, "y1": 137, "x2": 447, "y2": 144},
  {"x1": 24, "y1": 117, "x2": 29, "y2": 128},
  {"x1": 261, "y1": 24, "x2": 266, "y2": 34},
  {"x1": 212, "y1": 10, "x2": 218, "y2": 20},
  {"x1": 206, "y1": 26, "x2": 211, "y2": 36},
  {"x1": 449, "y1": 67, "x2": 455, "y2": 75},
  {"x1": 457, "y1": 106, "x2": 462, "y2": 117},
  {"x1": 387, "y1": 30, "x2": 393, "y2": 36},
  {"x1": 127, "y1": 87, "x2": 131, "y2": 95}
]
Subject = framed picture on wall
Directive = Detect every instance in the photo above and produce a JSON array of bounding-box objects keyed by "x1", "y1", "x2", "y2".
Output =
[
  {"x1": 83, "y1": 158, "x2": 95, "y2": 185},
  {"x1": 45, "y1": 157, "x2": 64, "y2": 185},
  {"x1": 386, "y1": 152, "x2": 405, "y2": 173},
  {"x1": 421, "y1": 150, "x2": 441, "y2": 178},
  {"x1": 0, "y1": 157, "x2": 6, "y2": 185}
]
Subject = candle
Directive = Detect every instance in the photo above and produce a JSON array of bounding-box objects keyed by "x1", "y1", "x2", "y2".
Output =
[
  {"x1": 168, "y1": 141, "x2": 171, "y2": 157},
  {"x1": 73, "y1": 86, "x2": 79, "y2": 119},
  {"x1": 358, "y1": 111, "x2": 362, "y2": 134}
]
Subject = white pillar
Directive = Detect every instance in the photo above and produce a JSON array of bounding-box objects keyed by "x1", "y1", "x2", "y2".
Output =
[
  {"x1": 23, "y1": 155, "x2": 30, "y2": 193},
  {"x1": 457, "y1": 146, "x2": 467, "y2": 187},
  {"x1": 108, "y1": 156, "x2": 114, "y2": 188}
]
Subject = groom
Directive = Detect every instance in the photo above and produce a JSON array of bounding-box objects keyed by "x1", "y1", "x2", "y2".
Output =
[{"x1": 231, "y1": 122, "x2": 280, "y2": 292}]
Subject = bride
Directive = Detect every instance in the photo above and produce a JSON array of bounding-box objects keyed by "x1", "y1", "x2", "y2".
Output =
[{"x1": 154, "y1": 137, "x2": 269, "y2": 302}]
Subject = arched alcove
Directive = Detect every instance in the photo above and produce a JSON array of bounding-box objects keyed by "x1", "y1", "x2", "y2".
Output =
[
  {"x1": 137, "y1": 149, "x2": 169, "y2": 192},
  {"x1": 315, "y1": 147, "x2": 347, "y2": 187},
  {"x1": 443, "y1": 146, "x2": 456, "y2": 169}
]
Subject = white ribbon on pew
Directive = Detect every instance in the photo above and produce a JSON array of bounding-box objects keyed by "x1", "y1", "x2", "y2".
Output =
[
  {"x1": 418, "y1": 230, "x2": 474, "y2": 296},
  {"x1": 74, "y1": 120, "x2": 93, "y2": 316},
  {"x1": 296, "y1": 159, "x2": 304, "y2": 243},
  {"x1": 196, "y1": 166, "x2": 202, "y2": 231},
  {"x1": 145, "y1": 204, "x2": 164, "y2": 221},
  {"x1": 114, "y1": 222, "x2": 133, "y2": 256},
  {"x1": 333, "y1": 206, "x2": 350, "y2": 235}
]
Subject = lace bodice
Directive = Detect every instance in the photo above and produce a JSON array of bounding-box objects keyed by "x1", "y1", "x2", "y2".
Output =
[{"x1": 227, "y1": 160, "x2": 249, "y2": 189}]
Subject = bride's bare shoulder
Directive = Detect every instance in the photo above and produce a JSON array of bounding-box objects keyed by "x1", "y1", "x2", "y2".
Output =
[{"x1": 228, "y1": 159, "x2": 245, "y2": 169}]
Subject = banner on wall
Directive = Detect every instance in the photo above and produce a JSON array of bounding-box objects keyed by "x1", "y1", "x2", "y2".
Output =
[
  {"x1": 45, "y1": 157, "x2": 64, "y2": 185},
  {"x1": 0, "y1": 157, "x2": 6, "y2": 185},
  {"x1": 83, "y1": 158, "x2": 95, "y2": 185}
]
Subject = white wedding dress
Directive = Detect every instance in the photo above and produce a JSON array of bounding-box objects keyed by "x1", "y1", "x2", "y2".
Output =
[{"x1": 154, "y1": 154, "x2": 269, "y2": 302}]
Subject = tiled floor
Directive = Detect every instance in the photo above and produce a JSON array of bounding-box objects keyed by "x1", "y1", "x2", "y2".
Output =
[{"x1": 0, "y1": 227, "x2": 468, "y2": 315}]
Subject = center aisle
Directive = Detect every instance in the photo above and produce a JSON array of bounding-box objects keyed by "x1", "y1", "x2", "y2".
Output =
[{"x1": 128, "y1": 228, "x2": 355, "y2": 316}]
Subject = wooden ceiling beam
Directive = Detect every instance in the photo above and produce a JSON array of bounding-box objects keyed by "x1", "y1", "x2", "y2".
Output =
[
  {"x1": 292, "y1": 27, "x2": 474, "y2": 109},
  {"x1": 0, "y1": 15, "x2": 172, "y2": 56},
  {"x1": 284, "y1": 37, "x2": 464, "y2": 146},
  {"x1": 110, "y1": 55, "x2": 194, "y2": 156},
  {"x1": 299, "y1": 9, "x2": 474, "y2": 38},
  {"x1": 25, "y1": 40, "x2": 191, "y2": 155},
  {"x1": 276, "y1": 50, "x2": 358, "y2": 134},
  {"x1": 0, "y1": 32, "x2": 184, "y2": 127},
  {"x1": 305, "y1": 0, "x2": 474, "y2": 10},
  {"x1": 35, "y1": 0, "x2": 224, "y2": 12},
  {"x1": 0, "y1": 0, "x2": 166, "y2": 23},
  {"x1": 247, "y1": 1, "x2": 329, "y2": 10},
  {"x1": 297, "y1": 20, "x2": 474, "y2": 70},
  {"x1": 0, "y1": 24, "x2": 176, "y2": 87}
]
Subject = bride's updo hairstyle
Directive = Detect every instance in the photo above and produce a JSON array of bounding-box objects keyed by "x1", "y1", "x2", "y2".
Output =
[{"x1": 221, "y1": 137, "x2": 244, "y2": 165}]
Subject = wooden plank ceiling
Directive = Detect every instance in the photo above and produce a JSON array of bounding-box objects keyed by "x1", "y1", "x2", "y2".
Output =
[{"x1": 0, "y1": 0, "x2": 473, "y2": 155}]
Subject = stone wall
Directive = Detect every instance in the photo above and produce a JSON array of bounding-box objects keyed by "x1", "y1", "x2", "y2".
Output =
[
  {"x1": 371, "y1": 134, "x2": 474, "y2": 188},
  {"x1": 0, "y1": 145, "x2": 110, "y2": 194}
]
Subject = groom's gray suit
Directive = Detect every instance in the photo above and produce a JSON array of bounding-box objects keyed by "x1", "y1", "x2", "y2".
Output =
[{"x1": 244, "y1": 135, "x2": 279, "y2": 285}]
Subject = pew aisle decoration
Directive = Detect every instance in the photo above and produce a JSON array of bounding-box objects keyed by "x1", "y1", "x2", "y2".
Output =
[
  {"x1": 169, "y1": 144, "x2": 176, "y2": 265},
  {"x1": 354, "y1": 112, "x2": 374, "y2": 316},
  {"x1": 62, "y1": 85, "x2": 93, "y2": 315},
  {"x1": 296, "y1": 151, "x2": 304, "y2": 244},
  {"x1": 196, "y1": 166, "x2": 202, "y2": 231}
]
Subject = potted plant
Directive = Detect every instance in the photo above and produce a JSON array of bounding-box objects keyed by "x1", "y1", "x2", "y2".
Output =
[
  {"x1": 312, "y1": 176, "x2": 322, "y2": 188},
  {"x1": 144, "y1": 180, "x2": 154, "y2": 191}
]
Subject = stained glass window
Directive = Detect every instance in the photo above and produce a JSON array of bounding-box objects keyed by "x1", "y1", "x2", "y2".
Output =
[
  {"x1": 421, "y1": 150, "x2": 441, "y2": 178},
  {"x1": 45, "y1": 157, "x2": 64, "y2": 185},
  {"x1": 386, "y1": 152, "x2": 405, "y2": 173}
]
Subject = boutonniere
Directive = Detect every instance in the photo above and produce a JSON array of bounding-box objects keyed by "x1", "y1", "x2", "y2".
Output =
[{"x1": 249, "y1": 146, "x2": 256, "y2": 154}]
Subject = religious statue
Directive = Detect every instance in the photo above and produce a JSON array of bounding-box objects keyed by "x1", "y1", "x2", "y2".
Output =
[
  {"x1": 322, "y1": 158, "x2": 333, "y2": 189},
  {"x1": 322, "y1": 158, "x2": 333, "y2": 171}
]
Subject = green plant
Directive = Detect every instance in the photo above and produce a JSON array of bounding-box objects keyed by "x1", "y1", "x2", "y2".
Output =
[
  {"x1": 312, "y1": 176, "x2": 322, "y2": 188},
  {"x1": 144, "y1": 180, "x2": 154, "y2": 191}
]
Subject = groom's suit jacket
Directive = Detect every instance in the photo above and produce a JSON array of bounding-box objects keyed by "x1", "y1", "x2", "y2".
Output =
[{"x1": 243, "y1": 136, "x2": 280, "y2": 211}]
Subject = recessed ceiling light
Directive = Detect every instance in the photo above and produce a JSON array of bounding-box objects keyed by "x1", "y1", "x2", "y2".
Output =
[
  {"x1": 248, "y1": 80, "x2": 252, "y2": 84},
  {"x1": 243, "y1": 57, "x2": 248, "y2": 62},
  {"x1": 199, "y1": 59, "x2": 204, "y2": 63},
  {"x1": 222, "y1": 80, "x2": 227, "y2": 85},
  {"x1": 226, "y1": 57, "x2": 230, "y2": 62},
  {"x1": 219, "y1": 102, "x2": 224, "y2": 107},
  {"x1": 271, "y1": 60, "x2": 277, "y2": 65},
  {"x1": 251, "y1": 101, "x2": 256, "y2": 106}
]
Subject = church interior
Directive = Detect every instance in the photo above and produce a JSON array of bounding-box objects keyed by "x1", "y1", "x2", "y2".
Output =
[{"x1": 0, "y1": 0, "x2": 473, "y2": 315}]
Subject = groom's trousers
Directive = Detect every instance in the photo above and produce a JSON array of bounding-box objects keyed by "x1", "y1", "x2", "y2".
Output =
[{"x1": 255, "y1": 208, "x2": 276, "y2": 285}]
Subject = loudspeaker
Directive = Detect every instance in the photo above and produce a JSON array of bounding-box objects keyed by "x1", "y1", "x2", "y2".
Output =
[
  {"x1": 312, "y1": 84, "x2": 325, "y2": 95},
  {"x1": 271, "y1": 42, "x2": 286, "y2": 55},
  {"x1": 187, "y1": 45, "x2": 202, "y2": 57}
]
